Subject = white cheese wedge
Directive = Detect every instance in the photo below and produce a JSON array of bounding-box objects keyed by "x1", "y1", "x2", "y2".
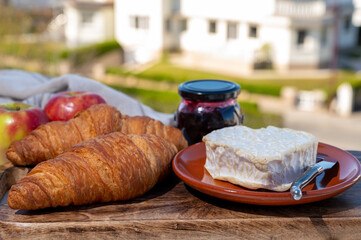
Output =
[{"x1": 203, "y1": 126, "x2": 318, "y2": 192}]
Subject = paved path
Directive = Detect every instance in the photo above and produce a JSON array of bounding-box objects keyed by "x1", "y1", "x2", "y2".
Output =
[
  {"x1": 283, "y1": 110, "x2": 361, "y2": 151},
  {"x1": 257, "y1": 96, "x2": 361, "y2": 151}
]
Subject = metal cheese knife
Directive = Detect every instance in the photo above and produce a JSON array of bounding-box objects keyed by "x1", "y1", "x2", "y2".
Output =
[{"x1": 290, "y1": 158, "x2": 337, "y2": 200}]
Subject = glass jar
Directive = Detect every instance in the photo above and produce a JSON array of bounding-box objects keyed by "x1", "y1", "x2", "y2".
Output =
[{"x1": 175, "y1": 79, "x2": 244, "y2": 145}]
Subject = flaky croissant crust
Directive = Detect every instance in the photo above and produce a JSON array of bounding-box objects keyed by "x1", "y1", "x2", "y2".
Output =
[
  {"x1": 6, "y1": 104, "x2": 122, "y2": 166},
  {"x1": 7, "y1": 104, "x2": 187, "y2": 166},
  {"x1": 8, "y1": 132, "x2": 177, "y2": 210}
]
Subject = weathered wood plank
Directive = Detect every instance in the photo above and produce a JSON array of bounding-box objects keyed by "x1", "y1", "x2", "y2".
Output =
[
  {"x1": 1, "y1": 177, "x2": 360, "y2": 221},
  {"x1": 1, "y1": 217, "x2": 361, "y2": 239},
  {"x1": 0, "y1": 153, "x2": 360, "y2": 239}
]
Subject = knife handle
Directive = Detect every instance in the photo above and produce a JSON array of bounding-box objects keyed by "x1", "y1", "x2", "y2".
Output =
[{"x1": 290, "y1": 165, "x2": 324, "y2": 200}]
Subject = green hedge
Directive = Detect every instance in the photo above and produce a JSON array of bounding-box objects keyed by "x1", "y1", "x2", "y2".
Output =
[
  {"x1": 106, "y1": 66, "x2": 132, "y2": 76},
  {"x1": 109, "y1": 85, "x2": 181, "y2": 113},
  {"x1": 108, "y1": 61, "x2": 361, "y2": 100},
  {"x1": 324, "y1": 71, "x2": 361, "y2": 101},
  {"x1": 107, "y1": 62, "x2": 282, "y2": 97},
  {"x1": 0, "y1": 41, "x2": 66, "y2": 62},
  {"x1": 61, "y1": 40, "x2": 122, "y2": 66},
  {"x1": 349, "y1": 79, "x2": 361, "y2": 89},
  {"x1": 0, "y1": 40, "x2": 122, "y2": 65},
  {"x1": 239, "y1": 101, "x2": 283, "y2": 129}
]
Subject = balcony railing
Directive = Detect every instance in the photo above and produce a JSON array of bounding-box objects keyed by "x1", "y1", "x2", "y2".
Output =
[{"x1": 275, "y1": 0, "x2": 326, "y2": 18}]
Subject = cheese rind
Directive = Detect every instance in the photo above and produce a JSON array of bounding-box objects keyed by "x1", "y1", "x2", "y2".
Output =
[{"x1": 203, "y1": 126, "x2": 318, "y2": 191}]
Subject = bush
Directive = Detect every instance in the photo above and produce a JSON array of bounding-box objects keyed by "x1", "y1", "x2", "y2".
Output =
[
  {"x1": 0, "y1": 41, "x2": 66, "y2": 62},
  {"x1": 107, "y1": 62, "x2": 282, "y2": 97},
  {"x1": 323, "y1": 71, "x2": 361, "y2": 102},
  {"x1": 108, "y1": 85, "x2": 181, "y2": 113},
  {"x1": 106, "y1": 66, "x2": 131, "y2": 76},
  {"x1": 62, "y1": 40, "x2": 122, "y2": 66},
  {"x1": 0, "y1": 40, "x2": 122, "y2": 64},
  {"x1": 238, "y1": 83, "x2": 280, "y2": 96},
  {"x1": 239, "y1": 101, "x2": 283, "y2": 129}
]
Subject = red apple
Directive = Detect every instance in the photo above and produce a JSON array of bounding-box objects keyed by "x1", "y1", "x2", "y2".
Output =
[
  {"x1": 0, "y1": 102, "x2": 49, "y2": 164},
  {"x1": 44, "y1": 91, "x2": 106, "y2": 121}
]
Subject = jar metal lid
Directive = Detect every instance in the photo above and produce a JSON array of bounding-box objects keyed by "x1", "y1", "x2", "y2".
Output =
[{"x1": 178, "y1": 79, "x2": 240, "y2": 101}]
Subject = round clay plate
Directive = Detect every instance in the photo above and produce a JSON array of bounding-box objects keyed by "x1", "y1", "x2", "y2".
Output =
[{"x1": 172, "y1": 142, "x2": 361, "y2": 205}]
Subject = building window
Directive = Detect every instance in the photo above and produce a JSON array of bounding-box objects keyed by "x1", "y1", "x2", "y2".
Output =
[
  {"x1": 249, "y1": 25, "x2": 258, "y2": 38},
  {"x1": 171, "y1": 0, "x2": 180, "y2": 13},
  {"x1": 227, "y1": 22, "x2": 238, "y2": 39},
  {"x1": 180, "y1": 19, "x2": 187, "y2": 32},
  {"x1": 321, "y1": 27, "x2": 327, "y2": 46},
  {"x1": 130, "y1": 16, "x2": 149, "y2": 29},
  {"x1": 209, "y1": 20, "x2": 217, "y2": 34},
  {"x1": 165, "y1": 18, "x2": 172, "y2": 33},
  {"x1": 344, "y1": 15, "x2": 352, "y2": 31},
  {"x1": 81, "y1": 11, "x2": 94, "y2": 24},
  {"x1": 296, "y1": 29, "x2": 307, "y2": 46}
]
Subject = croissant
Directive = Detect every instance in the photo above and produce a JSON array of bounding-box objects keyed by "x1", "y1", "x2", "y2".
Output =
[
  {"x1": 119, "y1": 115, "x2": 188, "y2": 153},
  {"x1": 7, "y1": 104, "x2": 187, "y2": 166},
  {"x1": 8, "y1": 132, "x2": 177, "y2": 210},
  {"x1": 6, "y1": 104, "x2": 122, "y2": 166}
]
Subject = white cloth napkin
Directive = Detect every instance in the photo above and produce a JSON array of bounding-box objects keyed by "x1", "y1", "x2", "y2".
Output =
[{"x1": 0, "y1": 69, "x2": 175, "y2": 126}]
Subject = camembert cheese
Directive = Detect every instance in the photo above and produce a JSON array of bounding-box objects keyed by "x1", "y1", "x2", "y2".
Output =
[{"x1": 203, "y1": 126, "x2": 318, "y2": 191}]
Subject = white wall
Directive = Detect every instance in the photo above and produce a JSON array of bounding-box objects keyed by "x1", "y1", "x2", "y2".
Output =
[
  {"x1": 260, "y1": 17, "x2": 293, "y2": 70},
  {"x1": 103, "y1": 7, "x2": 115, "y2": 42},
  {"x1": 181, "y1": 0, "x2": 276, "y2": 21},
  {"x1": 178, "y1": 0, "x2": 294, "y2": 71},
  {"x1": 178, "y1": 0, "x2": 277, "y2": 60},
  {"x1": 290, "y1": 29, "x2": 321, "y2": 67},
  {"x1": 65, "y1": 4, "x2": 114, "y2": 48},
  {"x1": 114, "y1": 0, "x2": 359, "y2": 71},
  {"x1": 64, "y1": 6, "x2": 79, "y2": 47},
  {"x1": 115, "y1": 0, "x2": 164, "y2": 64}
]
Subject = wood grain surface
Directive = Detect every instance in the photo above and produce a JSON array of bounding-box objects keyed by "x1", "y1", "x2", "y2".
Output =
[{"x1": 0, "y1": 152, "x2": 360, "y2": 240}]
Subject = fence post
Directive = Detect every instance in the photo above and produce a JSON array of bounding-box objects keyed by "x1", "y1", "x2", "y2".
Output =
[{"x1": 336, "y1": 83, "x2": 354, "y2": 116}]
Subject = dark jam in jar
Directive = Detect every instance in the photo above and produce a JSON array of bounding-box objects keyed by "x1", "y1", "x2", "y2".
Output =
[{"x1": 175, "y1": 79, "x2": 244, "y2": 145}]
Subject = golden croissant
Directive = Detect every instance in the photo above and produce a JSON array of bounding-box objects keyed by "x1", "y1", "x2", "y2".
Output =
[
  {"x1": 7, "y1": 104, "x2": 187, "y2": 166},
  {"x1": 8, "y1": 132, "x2": 177, "y2": 210},
  {"x1": 118, "y1": 115, "x2": 187, "y2": 151}
]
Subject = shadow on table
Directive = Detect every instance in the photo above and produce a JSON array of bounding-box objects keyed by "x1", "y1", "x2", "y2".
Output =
[{"x1": 185, "y1": 183, "x2": 360, "y2": 218}]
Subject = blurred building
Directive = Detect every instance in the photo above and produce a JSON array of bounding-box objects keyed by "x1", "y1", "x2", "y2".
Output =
[
  {"x1": 115, "y1": 0, "x2": 361, "y2": 74},
  {"x1": 9, "y1": 0, "x2": 64, "y2": 9},
  {"x1": 64, "y1": 0, "x2": 114, "y2": 48}
]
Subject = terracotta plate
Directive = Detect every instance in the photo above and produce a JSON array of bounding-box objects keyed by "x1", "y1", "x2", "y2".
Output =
[{"x1": 172, "y1": 142, "x2": 361, "y2": 205}]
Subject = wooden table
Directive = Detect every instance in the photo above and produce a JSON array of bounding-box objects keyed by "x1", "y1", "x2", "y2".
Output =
[{"x1": 0, "y1": 151, "x2": 360, "y2": 239}]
